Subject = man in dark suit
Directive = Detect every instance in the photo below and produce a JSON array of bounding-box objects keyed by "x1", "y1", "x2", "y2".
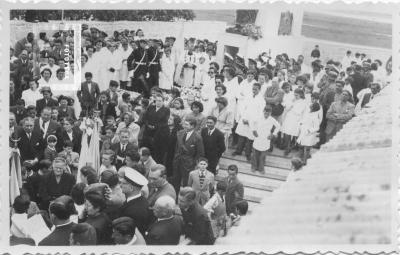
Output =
[
  {"x1": 36, "y1": 86, "x2": 58, "y2": 116},
  {"x1": 14, "y1": 117, "x2": 44, "y2": 164},
  {"x1": 350, "y1": 65, "x2": 368, "y2": 104},
  {"x1": 111, "y1": 128, "x2": 138, "y2": 169},
  {"x1": 39, "y1": 195, "x2": 76, "y2": 246},
  {"x1": 77, "y1": 72, "x2": 100, "y2": 116},
  {"x1": 224, "y1": 164, "x2": 244, "y2": 215},
  {"x1": 147, "y1": 164, "x2": 176, "y2": 208},
  {"x1": 119, "y1": 167, "x2": 150, "y2": 236},
  {"x1": 33, "y1": 106, "x2": 61, "y2": 141},
  {"x1": 178, "y1": 187, "x2": 215, "y2": 245},
  {"x1": 173, "y1": 117, "x2": 204, "y2": 193},
  {"x1": 201, "y1": 116, "x2": 226, "y2": 175},
  {"x1": 14, "y1": 50, "x2": 33, "y2": 99},
  {"x1": 58, "y1": 117, "x2": 82, "y2": 153},
  {"x1": 145, "y1": 195, "x2": 183, "y2": 245}
]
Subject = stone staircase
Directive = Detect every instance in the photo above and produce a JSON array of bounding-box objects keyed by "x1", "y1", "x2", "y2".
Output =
[{"x1": 216, "y1": 148, "x2": 293, "y2": 211}]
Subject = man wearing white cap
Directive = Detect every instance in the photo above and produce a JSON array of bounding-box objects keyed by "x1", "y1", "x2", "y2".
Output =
[{"x1": 119, "y1": 167, "x2": 151, "y2": 236}]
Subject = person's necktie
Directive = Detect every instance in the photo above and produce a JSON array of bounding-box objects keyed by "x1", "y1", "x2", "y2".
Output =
[
  {"x1": 199, "y1": 171, "x2": 205, "y2": 186},
  {"x1": 121, "y1": 144, "x2": 126, "y2": 153},
  {"x1": 27, "y1": 133, "x2": 31, "y2": 140},
  {"x1": 42, "y1": 121, "x2": 46, "y2": 129},
  {"x1": 208, "y1": 130, "x2": 212, "y2": 136}
]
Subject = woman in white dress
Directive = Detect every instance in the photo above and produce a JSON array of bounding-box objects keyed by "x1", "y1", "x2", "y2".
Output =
[
  {"x1": 104, "y1": 42, "x2": 122, "y2": 90},
  {"x1": 159, "y1": 47, "x2": 175, "y2": 91},
  {"x1": 37, "y1": 68, "x2": 52, "y2": 88},
  {"x1": 180, "y1": 49, "x2": 197, "y2": 88},
  {"x1": 201, "y1": 67, "x2": 217, "y2": 114},
  {"x1": 21, "y1": 79, "x2": 41, "y2": 107},
  {"x1": 236, "y1": 70, "x2": 256, "y2": 122},
  {"x1": 297, "y1": 102, "x2": 321, "y2": 164},
  {"x1": 281, "y1": 88, "x2": 307, "y2": 155}
]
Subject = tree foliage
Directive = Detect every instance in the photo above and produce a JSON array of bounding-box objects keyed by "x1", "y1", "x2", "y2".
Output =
[
  {"x1": 10, "y1": 10, "x2": 196, "y2": 22},
  {"x1": 236, "y1": 10, "x2": 258, "y2": 24}
]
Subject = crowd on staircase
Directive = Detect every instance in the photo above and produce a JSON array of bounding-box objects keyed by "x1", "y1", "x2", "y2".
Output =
[{"x1": 9, "y1": 23, "x2": 392, "y2": 246}]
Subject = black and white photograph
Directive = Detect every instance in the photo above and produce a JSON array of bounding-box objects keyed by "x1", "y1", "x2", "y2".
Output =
[{"x1": 4, "y1": 2, "x2": 398, "y2": 253}]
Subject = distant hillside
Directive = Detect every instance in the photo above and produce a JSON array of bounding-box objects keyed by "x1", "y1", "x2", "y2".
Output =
[{"x1": 302, "y1": 11, "x2": 392, "y2": 49}]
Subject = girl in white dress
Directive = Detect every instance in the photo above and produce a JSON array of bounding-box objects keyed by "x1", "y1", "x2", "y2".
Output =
[
  {"x1": 297, "y1": 102, "x2": 321, "y2": 164},
  {"x1": 159, "y1": 47, "x2": 175, "y2": 91},
  {"x1": 281, "y1": 88, "x2": 307, "y2": 155}
]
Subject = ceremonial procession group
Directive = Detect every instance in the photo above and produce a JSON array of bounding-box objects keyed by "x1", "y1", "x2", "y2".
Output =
[{"x1": 9, "y1": 23, "x2": 391, "y2": 246}]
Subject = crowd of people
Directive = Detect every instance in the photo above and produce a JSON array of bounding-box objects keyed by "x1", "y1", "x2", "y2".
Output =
[{"x1": 9, "y1": 23, "x2": 391, "y2": 246}]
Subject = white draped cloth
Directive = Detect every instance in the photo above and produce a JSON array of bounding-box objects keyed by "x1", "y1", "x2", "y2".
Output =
[{"x1": 78, "y1": 118, "x2": 102, "y2": 182}]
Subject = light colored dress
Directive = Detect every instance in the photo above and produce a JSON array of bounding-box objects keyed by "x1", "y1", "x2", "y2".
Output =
[
  {"x1": 159, "y1": 54, "x2": 175, "y2": 90},
  {"x1": 281, "y1": 98, "x2": 307, "y2": 137},
  {"x1": 297, "y1": 110, "x2": 320, "y2": 146}
]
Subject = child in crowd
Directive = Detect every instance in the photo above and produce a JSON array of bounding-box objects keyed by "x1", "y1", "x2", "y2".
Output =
[
  {"x1": 58, "y1": 141, "x2": 80, "y2": 177},
  {"x1": 43, "y1": 135, "x2": 58, "y2": 162},
  {"x1": 297, "y1": 102, "x2": 321, "y2": 164},
  {"x1": 99, "y1": 149, "x2": 117, "y2": 174},
  {"x1": 188, "y1": 157, "x2": 215, "y2": 206},
  {"x1": 204, "y1": 181, "x2": 228, "y2": 238},
  {"x1": 251, "y1": 106, "x2": 280, "y2": 174}
]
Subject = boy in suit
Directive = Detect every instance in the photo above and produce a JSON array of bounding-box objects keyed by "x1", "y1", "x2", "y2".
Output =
[
  {"x1": 224, "y1": 164, "x2": 244, "y2": 216},
  {"x1": 77, "y1": 72, "x2": 100, "y2": 116},
  {"x1": 188, "y1": 158, "x2": 215, "y2": 206}
]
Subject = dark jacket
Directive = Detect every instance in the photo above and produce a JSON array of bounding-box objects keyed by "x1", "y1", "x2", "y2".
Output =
[
  {"x1": 145, "y1": 215, "x2": 184, "y2": 245},
  {"x1": 174, "y1": 130, "x2": 204, "y2": 168},
  {"x1": 14, "y1": 126, "x2": 44, "y2": 161},
  {"x1": 57, "y1": 128, "x2": 82, "y2": 154},
  {"x1": 77, "y1": 81, "x2": 100, "y2": 108},
  {"x1": 181, "y1": 202, "x2": 215, "y2": 245},
  {"x1": 225, "y1": 177, "x2": 244, "y2": 215},
  {"x1": 33, "y1": 118, "x2": 61, "y2": 141},
  {"x1": 119, "y1": 195, "x2": 150, "y2": 236},
  {"x1": 110, "y1": 142, "x2": 138, "y2": 169},
  {"x1": 39, "y1": 222, "x2": 76, "y2": 246},
  {"x1": 39, "y1": 171, "x2": 76, "y2": 210},
  {"x1": 97, "y1": 101, "x2": 117, "y2": 123},
  {"x1": 36, "y1": 98, "x2": 59, "y2": 117},
  {"x1": 85, "y1": 212, "x2": 112, "y2": 245},
  {"x1": 201, "y1": 127, "x2": 226, "y2": 167},
  {"x1": 350, "y1": 72, "x2": 367, "y2": 103},
  {"x1": 127, "y1": 47, "x2": 148, "y2": 78}
]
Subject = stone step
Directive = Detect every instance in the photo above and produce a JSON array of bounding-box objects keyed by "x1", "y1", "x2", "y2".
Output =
[
  {"x1": 223, "y1": 149, "x2": 293, "y2": 170},
  {"x1": 216, "y1": 168, "x2": 283, "y2": 190},
  {"x1": 218, "y1": 158, "x2": 290, "y2": 182},
  {"x1": 215, "y1": 174, "x2": 276, "y2": 193}
]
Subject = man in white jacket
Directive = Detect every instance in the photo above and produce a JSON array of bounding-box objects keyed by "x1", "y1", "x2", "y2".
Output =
[{"x1": 232, "y1": 83, "x2": 265, "y2": 161}]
